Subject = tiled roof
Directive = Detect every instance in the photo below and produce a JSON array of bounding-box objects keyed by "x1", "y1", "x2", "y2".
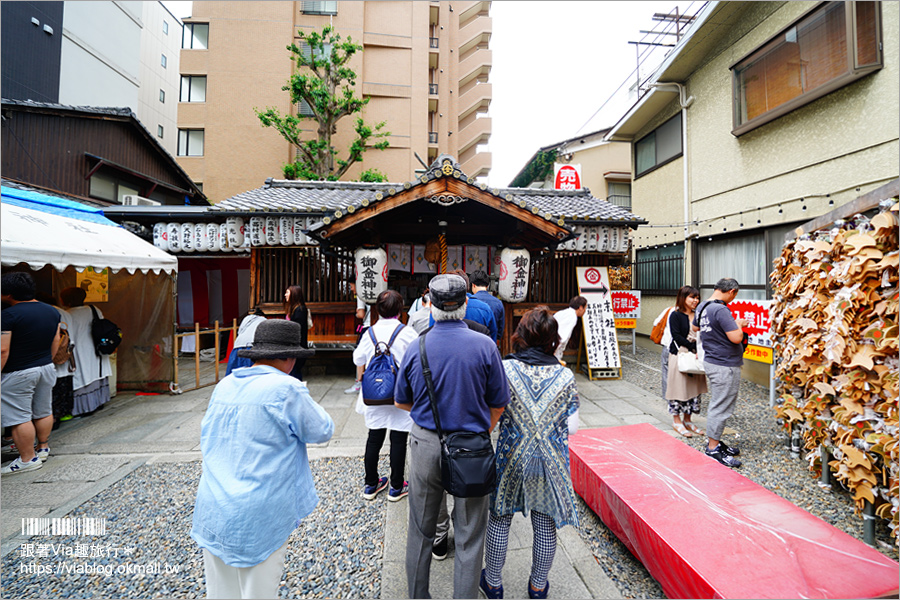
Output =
[{"x1": 211, "y1": 158, "x2": 646, "y2": 227}]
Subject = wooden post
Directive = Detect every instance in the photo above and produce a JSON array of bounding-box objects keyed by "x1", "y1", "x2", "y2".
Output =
[
  {"x1": 173, "y1": 333, "x2": 180, "y2": 391},
  {"x1": 214, "y1": 320, "x2": 220, "y2": 382},
  {"x1": 194, "y1": 322, "x2": 201, "y2": 390}
]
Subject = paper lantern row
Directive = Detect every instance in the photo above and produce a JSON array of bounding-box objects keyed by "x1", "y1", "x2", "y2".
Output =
[
  {"x1": 152, "y1": 217, "x2": 321, "y2": 253},
  {"x1": 559, "y1": 225, "x2": 630, "y2": 253},
  {"x1": 354, "y1": 247, "x2": 531, "y2": 305}
]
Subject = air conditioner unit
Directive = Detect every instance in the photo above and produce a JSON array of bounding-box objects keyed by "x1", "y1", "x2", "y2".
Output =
[{"x1": 122, "y1": 195, "x2": 161, "y2": 206}]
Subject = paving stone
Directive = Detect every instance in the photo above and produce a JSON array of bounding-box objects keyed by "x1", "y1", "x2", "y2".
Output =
[
  {"x1": 30, "y1": 456, "x2": 130, "y2": 483},
  {"x1": 0, "y1": 482, "x2": 94, "y2": 512},
  {"x1": 2, "y1": 508, "x2": 50, "y2": 541},
  {"x1": 592, "y1": 399, "x2": 644, "y2": 416},
  {"x1": 579, "y1": 412, "x2": 624, "y2": 428}
]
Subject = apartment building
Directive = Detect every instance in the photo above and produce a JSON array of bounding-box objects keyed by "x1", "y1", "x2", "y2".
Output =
[
  {"x1": 177, "y1": 0, "x2": 492, "y2": 203},
  {"x1": 1, "y1": 1, "x2": 183, "y2": 157}
]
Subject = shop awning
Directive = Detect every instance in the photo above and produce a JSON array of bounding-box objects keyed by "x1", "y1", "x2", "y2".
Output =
[{"x1": 1, "y1": 186, "x2": 177, "y2": 274}]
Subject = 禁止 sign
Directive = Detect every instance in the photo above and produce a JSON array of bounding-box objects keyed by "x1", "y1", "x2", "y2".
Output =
[
  {"x1": 554, "y1": 163, "x2": 582, "y2": 191},
  {"x1": 576, "y1": 266, "x2": 620, "y2": 370},
  {"x1": 727, "y1": 300, "x2": 772, "y2": 364},
  {"x1": 611, "y1": 290, "x2": 641, "y2": 318}
]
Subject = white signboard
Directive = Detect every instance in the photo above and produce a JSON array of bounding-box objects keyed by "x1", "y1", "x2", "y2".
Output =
[{"x1": 576, "y1": 266, "x2": 621, "y2": 369}]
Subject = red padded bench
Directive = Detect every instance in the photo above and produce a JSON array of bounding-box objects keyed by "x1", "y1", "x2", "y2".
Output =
[{"x1": 570, "y1": 424, "x2": 899, "y2": 599}]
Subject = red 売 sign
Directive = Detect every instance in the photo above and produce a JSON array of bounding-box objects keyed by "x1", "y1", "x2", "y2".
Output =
[{"x1": 554, "y1": 164, "x2": 582, "y2": 190}]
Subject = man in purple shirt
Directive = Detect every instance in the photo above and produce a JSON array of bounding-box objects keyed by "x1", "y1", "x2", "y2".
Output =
[{"x1": 395, "y1": 273, "x2": 509, "y2": 599}]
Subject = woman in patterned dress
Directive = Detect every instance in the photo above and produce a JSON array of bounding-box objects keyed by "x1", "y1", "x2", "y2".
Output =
[{"x1": 480, "y1": 306, "x2": 580, "y2": 600}]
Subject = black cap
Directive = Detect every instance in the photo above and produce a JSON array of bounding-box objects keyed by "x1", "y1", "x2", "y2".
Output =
[{"x1": 428, "y1": 274, "x2": 467, "y2": 311}]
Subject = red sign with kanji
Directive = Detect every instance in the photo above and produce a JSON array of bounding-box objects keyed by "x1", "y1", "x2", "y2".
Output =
[
  {"x1": 610, "y1": 291, "x2": 641, "y2": 318},
  {"x1": 554, "y1": 164, "x2": 581, "y2": 190}
]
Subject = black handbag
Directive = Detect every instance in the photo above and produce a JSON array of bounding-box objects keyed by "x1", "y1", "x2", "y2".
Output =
[{"x1": 419, "y1": 334, "x2": 496, "y2": 498}]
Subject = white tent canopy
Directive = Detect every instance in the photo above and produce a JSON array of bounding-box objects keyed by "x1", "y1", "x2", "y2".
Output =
[{"x1": 1, "y1": 201, "x2": 177, "y2": 274}]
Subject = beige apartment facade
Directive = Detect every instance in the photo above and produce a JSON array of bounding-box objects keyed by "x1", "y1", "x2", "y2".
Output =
[
  {"x1": 177, "y1": 0, "x2": 492, "y2": 203},
  {"x1": 608, "y1": 0, "x2": 899, "y2": 334}
]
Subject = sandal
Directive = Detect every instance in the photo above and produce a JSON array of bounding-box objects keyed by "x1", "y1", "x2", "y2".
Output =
[
  {"x1": 673, "y1": 423, "x2": 693, "y2": 438},
  {"x1": 684, "y1": 422, "x2": 704, "y2": 435}
]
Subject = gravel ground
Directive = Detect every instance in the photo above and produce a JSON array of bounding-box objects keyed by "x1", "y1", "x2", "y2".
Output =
[
  {"x1": 1, "y1": 456, "x2": 386, "y2": 599},
  {"x1": 570, "y1": 343, "x2": 898, "y2": 599}
]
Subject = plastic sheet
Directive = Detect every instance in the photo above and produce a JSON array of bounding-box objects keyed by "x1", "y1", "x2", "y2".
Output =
[{"x1": 570, "y1": 424, "x2": 899, "y2": 599}]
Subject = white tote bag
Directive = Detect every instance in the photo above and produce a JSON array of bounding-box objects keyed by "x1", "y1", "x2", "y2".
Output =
[{"x1": 677, "y1": 348, "x2": 705, "y2": 375}]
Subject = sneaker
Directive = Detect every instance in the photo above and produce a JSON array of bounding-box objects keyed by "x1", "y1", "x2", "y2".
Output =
[
  {"x1": 1, "y1": 456, "x2": 43, "y2": 475},
  {"x1": 432, "y1": 537, "x2": 448, "y2": 561},
  {"x1": 479, "y1": 569, "x2": 503, "y2": 599},
  {"x1": 362, "y1": 476, "x2": 388, "y2": 500},
  {"x1": 344, "y1": 381, "x2": 361, "y2": 394},
  {"x1": 706, "y1": 444, "x2": 742, "y2": 468},
  {"x1": 388, "y1": 482, "x2": 409, "y2": 502},
  {"x1": 719, "y1": 441, "x2": 741, "y2": 456},
  {"x1": 0, "y1": 441, "x2": 15, "y2": 454},
  {"x1": 35, "y1": 447, "x2": 50, "y2": 463}
]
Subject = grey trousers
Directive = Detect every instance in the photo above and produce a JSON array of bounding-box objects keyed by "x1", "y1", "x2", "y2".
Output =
[
  {"x1": 704, "y1": 362, "x2": 742, "y2": 440},
  {"x1": 407, "y1": 423, "x2": 489, "y2": 599},
  {"x1": 660, "y1": 347, "x2": 669, "y2": 399}
]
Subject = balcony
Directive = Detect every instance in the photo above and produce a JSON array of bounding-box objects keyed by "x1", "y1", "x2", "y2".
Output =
[
  {"x1": 460, "y1": 150, "x2": 491, "y2": 179},
  {"x1": 458, "y1": 48, "x2": 492, "y2": 88},
  {"x1": 428, "y1": 131, "x2": 438, "y2": 145},
  {"x1": 458, "y1": 1, "x2": 490, "y2": 25},
  {"x1": 459, "y1": 15, "x2": 491, "y2": 55},
  {"x1": 458, "y1": 82, "x2": 491, "y2": 121},
  {"x1": 429, "y1": 37, "x2": 439, "y2": 49},
  {"x1": 428, "y1": 83, "x2": 438, "y2": 95},
  {"x1": 458, "y1": 116, "x2": 491, "y2": 155}
]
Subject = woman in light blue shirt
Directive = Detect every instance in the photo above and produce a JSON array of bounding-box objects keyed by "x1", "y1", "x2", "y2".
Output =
[{"x1": 191, "y1": 320, "x2": 334, "y2": 599}]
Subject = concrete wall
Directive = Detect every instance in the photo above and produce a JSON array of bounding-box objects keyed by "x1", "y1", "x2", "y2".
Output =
[
  {"x1": 138, "y1": 1, "x2": 182, "y2": 156},
  {"x1": 59, "y1": 1, "x2": 141, "y2": 110}
]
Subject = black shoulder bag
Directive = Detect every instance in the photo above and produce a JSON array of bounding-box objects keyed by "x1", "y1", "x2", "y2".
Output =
[{"x1": 419, "y1": 334, "x2": 496, "y2": 498}]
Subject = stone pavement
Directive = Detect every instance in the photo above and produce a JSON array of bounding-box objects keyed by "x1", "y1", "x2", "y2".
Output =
[{"x1": 0, "y1": 366, "x2": 691, "y2": 598}]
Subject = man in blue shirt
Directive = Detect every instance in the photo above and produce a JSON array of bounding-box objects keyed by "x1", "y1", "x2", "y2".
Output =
[
  {"x1": 395, "y1": 273, "x2": 509, "y2": 599},
  {"x1": 470, "y1": 270, "x2": 504, "y2": 343},
  {"x1": 191, "y1": 319, "x2": 334, "y2": 598}
]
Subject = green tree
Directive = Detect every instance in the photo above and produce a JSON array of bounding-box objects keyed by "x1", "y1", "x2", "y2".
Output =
[{"x1": 256, "y1": 26, "x2": 390, "y2": 181}]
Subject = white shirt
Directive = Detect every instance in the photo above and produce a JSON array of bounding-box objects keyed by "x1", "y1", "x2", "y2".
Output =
[
  {"x1": 352, "y1": 317, "x2": 418, "y2": 431},
  {"x1": 357, "y1": 297, "x2": 371, "y2": 327},
  {"x1": 553, "y1": 307, "x2": 579, "y2": 362}
]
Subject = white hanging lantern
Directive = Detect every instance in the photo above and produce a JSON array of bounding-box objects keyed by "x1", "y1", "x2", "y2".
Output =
[
  {"x1": 574, "y1": 225, "x2": 587, "y2": 251},
  {"x1": 207, "y1": 223, "x2": 220, "y2": 252},
  {"x1": 265, "y1": 217, "x2": 279, "y2": 246},
  {"x1": 305, "y1": 217, "x2": 318, "y2": 246},
  {"x1": 153, "y1": 223, "x2": 169, "y2": 252},
  {"x1": 194, "y1": 223, "x2": 209, "y2": 252},
  {"x1": 586, "y1": 226, "x2": 599, "y2": 251},
  {"x1": 498, "y1": 248, "x2": 530, "y2": 303},
  {"x1": 279, "y1": 216, "x2": 293, "y2": 246},
  {"x1": 249, "y1": 217, "x2": 265, "y2": 246},
  {"x1": 293, "y1": 217, "x2": 307, "y2": 245},
  {"x1": 354, "y1": 247, "x2": 388, "y2": 305},
  {"x1": 597, "y1": 226, "x2": 610, "y2": 253},
  {"x1": 181, "y1": 222, "x2": 195, "y2": 253},
  {"x1": 226, "y1": 217, "x2": 245, "y2": 248},
  {"x1": 167, "y1": 223, "x2": 181, "y2": 252},
  {"x1": 562, "y1": 230, "x2": 577, "y2": 251},
  {"x1": 618, "y1": 227, "x2": 631, "y2": 253},
  {"x1": 609, "y1": 227, "x2": 621, "y2": 254},
  {"x1": 219, "y1": 223, "x2": 232, "y2": 253}
]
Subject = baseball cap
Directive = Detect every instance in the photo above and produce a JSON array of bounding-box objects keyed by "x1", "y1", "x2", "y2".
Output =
[{"x1": 428, "y1": 274, "x2": 467, "y2": 311}]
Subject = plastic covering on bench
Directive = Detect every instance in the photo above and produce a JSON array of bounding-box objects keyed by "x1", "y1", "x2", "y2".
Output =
[{"x1": 570, "y1": 424, "x2": 899, "y2": 599}]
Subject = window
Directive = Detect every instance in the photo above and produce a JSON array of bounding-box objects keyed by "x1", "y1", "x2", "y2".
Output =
[
  {"x1": 183, "y1": 23, "x2": 209, "y2": 49},
  {"x1": 163, "y1": 20, "x2": 169, "y2": 35},
  {"x1": 180, "y1": 75, "x2": 207, "y2": 102},
  {"x1": 89, "y1": 172, "x2": 139, "y2": 203},
  {"x1": 159, "y1": 89, "x2": 165, "y2": 103},
  {"x1": 298, "y1": 99, "x2": 315, "y2": 116},
  {"x1": 732, "y1": 1, "x2": 882, "y2": 135},
  {"x1": 299, "y1": 41, "x2": 332, "y2": 62},
  {"x1": 634, "y1": 113, "x2": 682, "y2": 178},
  {"x1": 157, "y1": 125, "x2": 164, "y2": 138},
  {"x1": 301, "y1": 1, "x2": 337, "y2": 15},
  {"x1": 178, "y1": 129, "x2": 204, "y2": 156},
  {"x1": 634, "y1": 243, "x2": 684, "y2": 295},
  {"x1": 161, "y1": 54, "x2": 167, "y2": 68},
  {"x1": 607, "y1": 181, "x2": 631, "y2": 209}
]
